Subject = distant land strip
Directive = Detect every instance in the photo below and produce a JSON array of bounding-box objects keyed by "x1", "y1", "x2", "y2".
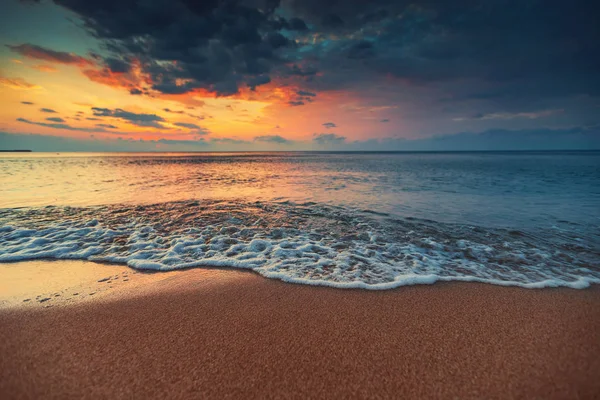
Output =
[{"x1": 0, "y1": 150, "x2": 32, "y2": 152}]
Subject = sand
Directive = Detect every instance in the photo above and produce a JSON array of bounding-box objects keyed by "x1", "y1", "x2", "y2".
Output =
[{"x1": 1, "y1": 261, "x2": 599, "y2": 399}]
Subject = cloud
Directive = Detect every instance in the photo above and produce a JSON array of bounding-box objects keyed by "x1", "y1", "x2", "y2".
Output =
[
  {"x1": 288, "y1": 0, "x2": 600, "y2": 104},
  {"x1": 0, "y1": 76, "x2": 41, "y2": 90},
  {"x1": 211, "y1": 137, "x2": 251, "y2": 145},
  {"x1": 157, "y1": 138, "x2": 208, "y2": 146},
  {"x1": 163, "y1": 108, "x2": 185, "y2": 114},
  {"x1": 380, "y1": 119, "x2": 389, "y2": 123},
  {"x1": 288, "y1": 17, "x2": 308, "y2": 31},
  {"x1": 313, "y1": 133, "x2": 347, "y2": 145},
  {"x1": 297, "y1": 90, "x2": 317, "y2": 97},
  {"x1": 40, "y1": 108, "x2": 57, "y2": 113},
  {"x1": 174, "y1": 122, "x2": 200, "y2": 129},
  {"x1": 96, "y1": 123, "x2": 118, "y2": 129},
  {"x1": 3, "y1": 126, "x2": 599, "y2": 152},
  {"x1": 46, "y1": 117, "x2": 65, "y2": 123},
  {"x1": 31, "y1": 64, "x2": 58, "y2": 73},
  {"x1": 186, "y1": 113, "x2": 206, "y2": 121},
  {"x1": 247, "y1": 75, "x2": 272, "y2": 90},
  {"x1": 0, "y1": 132, "x2": 215, "y2": 152},
  {"x1": 347, "y1": 40, "x2": 375, "y2": 59},
  {"x1": 254, "y1": 135, "x2": 292, "y2": 144},
  {"x1": 16, "y1": 118, "x2": 104, "y2": 133},
  {"x1": 286, "y1": 64, "x2": 318, "y2": 77},
  {"x1": 21, "y1": 101, "x2": 34, "y2": 105},
  {"x1": 17, "y1": 0, "x2": 600, "y2": 121},
  {"x1": 91, "y1": 107, "x2": 165, "y2": 128},
  {"x1": 453, "y1": 109, "x2": 564, "y2": 121},
  {"x1": 6, "y1": 43, "x2": 93, "y2": 66},
  {"x1": 382, "y1": 127, "x2": 600, "y2": 151},
  {"x1": 103, "y1": 58, "x2": 130, "y2": 73},
  {"x1": 322, "y1": 122, "x2": 337, "y2": 129},
  {"x1": 28, "y1": 0, "x2": 301, "y2": 97}
]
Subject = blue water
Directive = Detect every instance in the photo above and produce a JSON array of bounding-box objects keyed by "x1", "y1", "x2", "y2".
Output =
[{"x1": 1, "y1": 151, "x2": 599, "y2": 289}]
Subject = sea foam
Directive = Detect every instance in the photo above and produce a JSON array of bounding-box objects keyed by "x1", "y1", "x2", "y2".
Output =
[{"x1": 1, "y1": 200, "x2": 599, "y2": 290}]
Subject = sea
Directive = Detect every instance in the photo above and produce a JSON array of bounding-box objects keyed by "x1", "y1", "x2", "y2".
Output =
[{"x1": 1, "y1": 151, "x2": 599, "y2": 289}]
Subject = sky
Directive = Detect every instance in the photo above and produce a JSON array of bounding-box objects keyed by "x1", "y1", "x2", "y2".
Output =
[{"x1": 0, "y1": 0, "x2": 599, "y2": 151}]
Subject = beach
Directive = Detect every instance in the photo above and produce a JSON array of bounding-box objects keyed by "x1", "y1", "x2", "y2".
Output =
[
  {"x1": 1, "y1": 261, "x2": 599, "y2": 399},
  {"x1": 1, "y1": 0, "x2": 599, "y2": 395}
]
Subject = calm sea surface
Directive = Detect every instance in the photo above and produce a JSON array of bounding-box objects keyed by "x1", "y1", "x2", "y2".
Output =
[{"x1": 1, "y1": 151, "x2": 599, "y2": 289}]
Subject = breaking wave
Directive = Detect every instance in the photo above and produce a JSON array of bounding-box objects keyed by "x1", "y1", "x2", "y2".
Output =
[{"x1": 1, "y1": 200, "x2": 599, "y2": 289}]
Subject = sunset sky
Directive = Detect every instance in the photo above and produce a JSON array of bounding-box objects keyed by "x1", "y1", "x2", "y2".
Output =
[{"x1": 1, "y1": 0, "x2": 598, "y2": 151}]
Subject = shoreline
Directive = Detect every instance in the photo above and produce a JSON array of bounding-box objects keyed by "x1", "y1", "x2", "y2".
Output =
[
  {"x1": 1, "y1": 261, "x2": 599, "y2": 398},
  {"x1": 1, "y1": 256, "x2": 598, "y2": 299}
]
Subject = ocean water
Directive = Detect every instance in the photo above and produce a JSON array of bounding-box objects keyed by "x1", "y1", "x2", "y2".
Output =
[{"x1": 1, "y1": 151, "x2": 599, "y2": 289}]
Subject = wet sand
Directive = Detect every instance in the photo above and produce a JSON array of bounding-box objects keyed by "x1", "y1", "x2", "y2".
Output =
[{"x1": 1, "y1": 261, "x2": 599, "y2": 399}]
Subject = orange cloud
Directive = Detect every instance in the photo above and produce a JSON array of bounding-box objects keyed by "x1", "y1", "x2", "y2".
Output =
[
  {"x1": 6, "y1": 44, "x2": 94, "y2": 67},
  {"x1": 32, "y1": 64, "x2": 58, "y2": 73},
  {"x1": 0, "y1": 76, "x2": 42, "y2": 90},
  {"x1": 81, "y1": 58, "x2": 152, "y2": 95},
  {"x1": 82, "y1": 68, "x2": 136, "y2": 89}
]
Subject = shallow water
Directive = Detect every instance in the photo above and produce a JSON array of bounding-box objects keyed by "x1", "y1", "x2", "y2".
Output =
[{"x1": 1, "y1": 151, "x2": 599, "y2": 289}]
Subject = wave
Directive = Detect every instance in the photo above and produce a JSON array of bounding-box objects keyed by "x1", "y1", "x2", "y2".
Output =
[{"x1": 1, "y1": 200, "x2": 599, "y2": 289}]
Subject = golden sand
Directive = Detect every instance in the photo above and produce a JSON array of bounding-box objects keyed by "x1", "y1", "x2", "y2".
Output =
[{"x1": 1, "y1": 261, "x2": 599, "y2": 399}]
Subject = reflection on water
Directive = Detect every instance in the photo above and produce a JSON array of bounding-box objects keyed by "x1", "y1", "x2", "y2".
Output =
[{"x1": 1, "y1": 151, "x2": 598, "y2": 230}]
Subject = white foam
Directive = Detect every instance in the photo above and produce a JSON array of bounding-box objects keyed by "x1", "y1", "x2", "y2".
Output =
[{"x1": 1, "y1": 202, "x2": 599, "y2": 290}]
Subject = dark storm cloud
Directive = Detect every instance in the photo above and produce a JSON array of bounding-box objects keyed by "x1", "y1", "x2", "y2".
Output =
[
  {"x1": 346, "y1": 40, "x2": 375, "y2": 59},
  {"x1": 285, "y1": 64, "x2": 318, "y2": 77},
  {"x1": 46, "y1": 117, "x2": 65, "y2": 122},
  {"x1": 104, "y1": 57, "x2": 131, "y2": 73},
  {"x1": 286, "y1": 0, "x2": 600, "y2": 103},
  {"x1": 21, "y1": 0, "x2": 600, "y2": 115},
  {"x1": 321, "y1": 13, "x2": 344, "y2": 29},
  {"x1": 322, "y1": 122, "x2": 336, "y2": 129},
  {"x1": 254, "y1": 134, "x2": 291, "y2": 144},
  {"x1": 247, "y1": 75, "x2": 271, "y2": 90},
  {"x1": 288, "y1": 17, "x2": 308, "y2": 31},
  {"x1": 17, "y1": 117, "x2": 104, "y2": 132},
  {"x1": 35, "y1": 0, "x2": 301, "y2": 96},
  {"x1": 6, "y1": 43, "x2": 93, "y2": 66},
  {"x1": 91, "y1": 107, "x2": 165, "y2": 128},
  {"x1": 39, "y1": 108, "x2": 57, "y2": 113}
]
